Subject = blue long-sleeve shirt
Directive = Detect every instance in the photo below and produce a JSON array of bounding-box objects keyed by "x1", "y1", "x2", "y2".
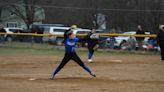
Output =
[{"x1": 64, "y1": 38, "x2": 79, "y2": 53}]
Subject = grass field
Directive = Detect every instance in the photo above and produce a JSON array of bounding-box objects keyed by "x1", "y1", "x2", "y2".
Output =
[{"x1": 0, "y1": 43, "x2": 164, "y2": 92}]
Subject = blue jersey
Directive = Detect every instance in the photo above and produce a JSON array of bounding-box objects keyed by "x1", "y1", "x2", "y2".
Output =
[{"x1": 64, "y1": 38, "x2": 79, "y2": 53}]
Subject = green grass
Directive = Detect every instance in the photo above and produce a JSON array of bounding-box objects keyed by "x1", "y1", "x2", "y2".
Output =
[
  {"x1": 0, "y1": 46, "x2": 158, "y2": 57},
  {"x1": 0, "y1": 47, "x2": 65, "y2": 56},
  {"x1": 0, "y1": 42, "x2": 159, "y2": 56}
]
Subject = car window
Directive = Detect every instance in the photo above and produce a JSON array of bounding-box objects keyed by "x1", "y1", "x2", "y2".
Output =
[
  {"x1": 9, "y1": 29, "x2": 16, "y2": 32},
  {"x1": 53, "y1": 29, "x2": 67, "y2": 32},
  {"x1": 76, "y1": 31, "x2": 89, "y2": 34},
  {"x1": 9, "y1": 29, "x2": 21, "y2": 32}
]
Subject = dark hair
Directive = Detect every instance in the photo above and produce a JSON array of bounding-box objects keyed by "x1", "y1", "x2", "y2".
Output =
[{"x1": 67, "y1": 30, "x2": 73, "y2": 37}]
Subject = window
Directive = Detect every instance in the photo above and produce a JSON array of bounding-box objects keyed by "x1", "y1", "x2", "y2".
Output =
[
  {"x1": 76, "y1": 31, "x2": 89, "y2": 34},
  {"x1": 53, "y1": 29, "x2": 67, "y2": 32},
  {"x1": 6, "y1": 22, "x2": 18, "y2": 28}
]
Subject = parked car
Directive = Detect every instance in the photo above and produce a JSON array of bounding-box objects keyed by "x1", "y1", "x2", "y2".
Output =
[
  {"x1": 42, "y1": 27, "x2": 91, "y2": 45},
  {"x1": 107, "y1": 31, "x2": 150, "y2": 49},
  {"x1": 30, "y1": 24, "x2": 68, "y2": 43},
  {"x1": 4, "y1": 27, "x2": 23, "y2": 42},
  {"x1": 143, "y1": 38, "x2": 160, "y2": 51}
]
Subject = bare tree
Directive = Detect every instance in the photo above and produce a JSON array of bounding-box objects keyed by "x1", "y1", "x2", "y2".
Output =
[
  {"x1": 5, "y1": 0, "x2": 43, "y2": 29},
  {"x1": 0, "y1": 5, "x2": 3, "y2": 22},
  {"x1": 146, "y1": 0, "x2": 164, "y2": 32},
  {"x1": 0, "y1": 0, "x2": 8, "y2": 22},
  {"x1": 25, "y1": 0, "x2": 164, "y2": 32}
]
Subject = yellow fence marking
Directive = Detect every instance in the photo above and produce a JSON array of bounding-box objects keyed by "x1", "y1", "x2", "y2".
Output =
[{"x1": 0, "y1": 32, "x2": 157, "y2": 37}]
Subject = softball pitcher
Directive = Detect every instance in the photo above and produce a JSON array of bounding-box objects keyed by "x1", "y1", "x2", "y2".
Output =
[{"x1": 50, "y1": 31, "x2": 96, "y2": 80}]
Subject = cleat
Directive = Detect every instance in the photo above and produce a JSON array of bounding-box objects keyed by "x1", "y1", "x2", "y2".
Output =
[
  {"x1": 50, "y1": 78, "x2": 54, "y2": 80},
  {"x1": 90, "y1": 72, "x2": 96, "y2": 77},
  {"x1": 91, "y1": 74, "x2": 96, "y2": 77},
  {"x1": 50, "y1": 76, "x2": 55, "y2": 80},
  {"x1": 88, "y1": 59, "x2": 93, "y2": 63}
]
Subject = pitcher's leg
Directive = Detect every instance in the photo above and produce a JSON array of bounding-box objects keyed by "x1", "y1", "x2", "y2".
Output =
[
  {"x1": 50, "y1": 54, "x2": 70, "y2": 79},
  {"x1": 72, "y1": 53, "x2": 96, "y2": 77}
]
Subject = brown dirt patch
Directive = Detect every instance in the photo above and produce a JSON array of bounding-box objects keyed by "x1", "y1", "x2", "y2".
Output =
[{"x1": 0, "y1": 54, "x2": 164, "y2": 92}]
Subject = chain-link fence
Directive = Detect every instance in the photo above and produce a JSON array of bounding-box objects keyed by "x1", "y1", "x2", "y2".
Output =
[{"x1": 0, "y1": 32, "x2": 159, "y2": 53}]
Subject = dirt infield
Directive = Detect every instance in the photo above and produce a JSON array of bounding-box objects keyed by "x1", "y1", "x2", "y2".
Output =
[{"x1": 0, "y1": 51, "x2": 164, "y2": 92}]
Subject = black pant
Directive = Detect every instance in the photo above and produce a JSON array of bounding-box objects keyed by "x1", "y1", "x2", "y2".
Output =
[
  {"x1": 88, "y1": 45, "x2": 96, "y2": 54},
  {"x1": 159, "y1": 43, "x2": 164, "y2": 60},
  {"x1": 58, "y1": 52, "x2": 85, "y2": 69},
  {"x1": 51, "y1": 52, "x2": 93, "y2": 79}
]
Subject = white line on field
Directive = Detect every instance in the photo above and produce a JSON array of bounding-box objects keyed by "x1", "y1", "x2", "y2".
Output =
[{"x1": 110, "y1": 60, "x2": 123, "y2": 62}]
